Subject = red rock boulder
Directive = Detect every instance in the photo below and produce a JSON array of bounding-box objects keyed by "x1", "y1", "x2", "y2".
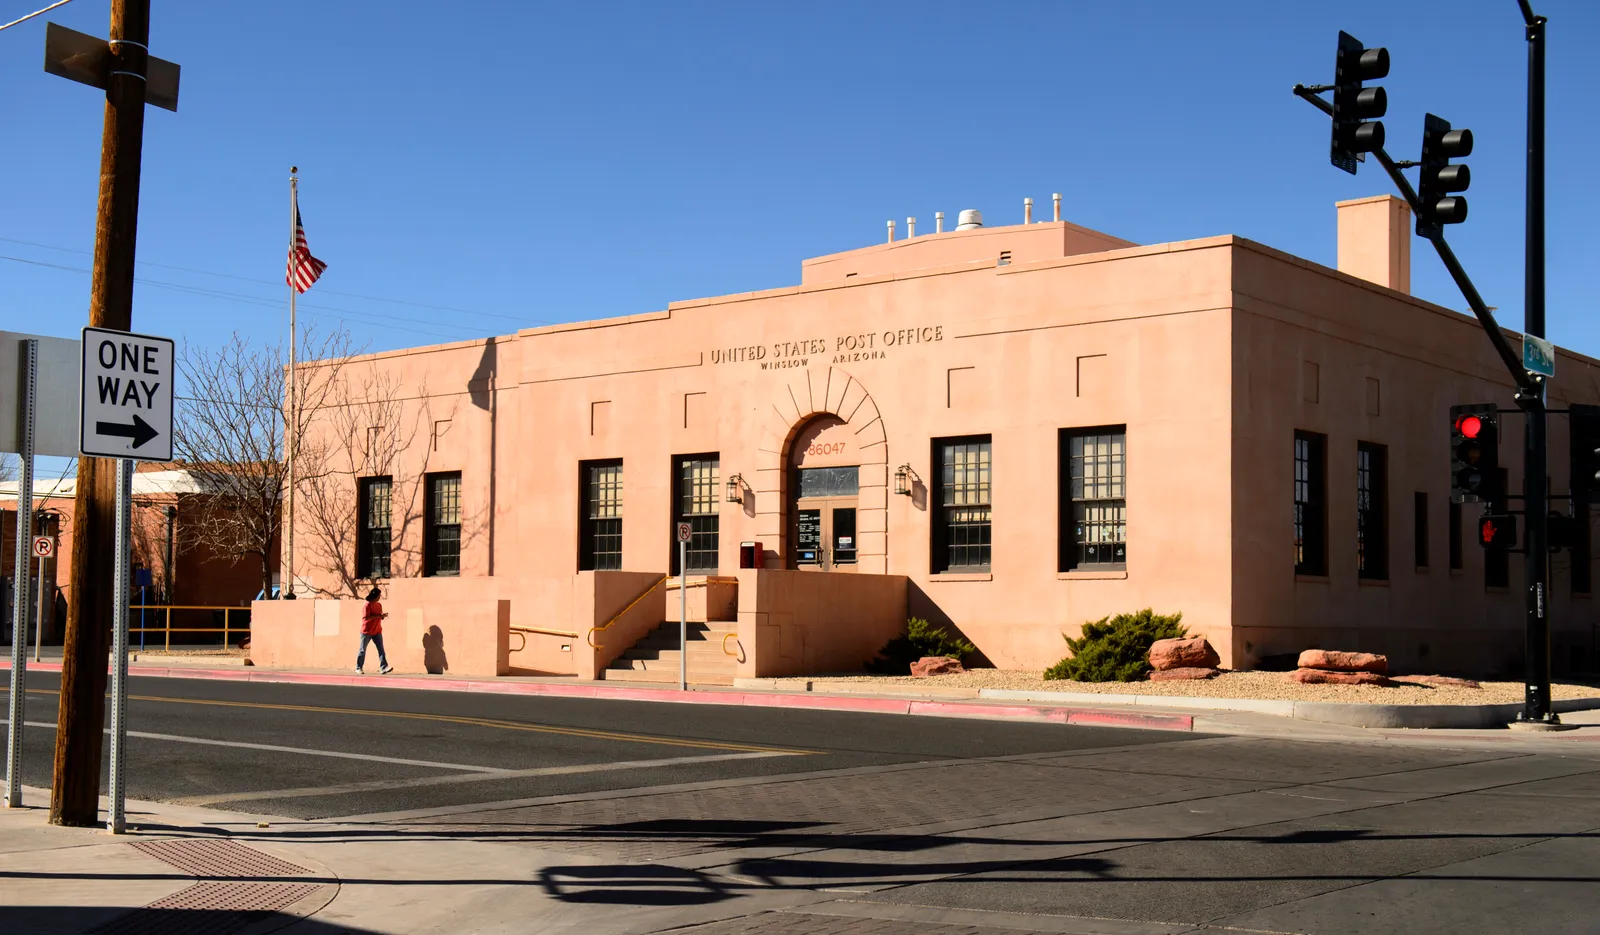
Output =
[
  {"x1": 1148, "y1": 638, "x2": 1220, "y2": 671},
  {"x1": 1148, "y1": 667, "x2": 1220, "y2": 681},
  {"x1": 1291, "y1": 668, "x2": 1391, "y2": 686},
  {"x1": 1297, "y1": 650, "x2": 1388, "y2": 674},
  {"x1": 910, "y1": 656, "x2": 965, "y2": 677}
]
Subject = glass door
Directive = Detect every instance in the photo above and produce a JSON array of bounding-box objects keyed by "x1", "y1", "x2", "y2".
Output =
[{"x1": 790, "y1": 466, "x2": 860, "y2": 573}]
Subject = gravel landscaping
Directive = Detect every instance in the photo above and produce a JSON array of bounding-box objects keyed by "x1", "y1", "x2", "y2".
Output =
[{"x1": 769, "y1": 669, "x2": 1600, "y2": 706}]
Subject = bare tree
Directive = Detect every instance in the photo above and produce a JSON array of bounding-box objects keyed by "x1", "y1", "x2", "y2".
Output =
[
  {"x1": 296, "y1": 365, "x2": 448, "y2": 597},
  {"x1": 172, "y1": 326, "x2": 360, "y2": 599},
  {"x1": 0, "y1": 453, "x2": 16, "y2": 484}
]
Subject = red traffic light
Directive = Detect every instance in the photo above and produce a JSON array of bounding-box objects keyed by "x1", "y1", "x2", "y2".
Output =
[
  {"x1": 1479, "y1": 513, "x2": 1516, "y2": 550},
  {"x1": 1454, "y1": 414, "x2": 1483, "y2": 439}
]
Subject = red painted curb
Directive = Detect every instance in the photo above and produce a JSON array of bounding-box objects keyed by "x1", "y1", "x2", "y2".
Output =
[{"x1": 1, "y1": 659, "x2": 1193, "y2": 732}]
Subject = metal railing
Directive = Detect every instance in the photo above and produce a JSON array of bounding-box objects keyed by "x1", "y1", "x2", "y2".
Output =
[
  {"x1": 127, "y1": 605, "x2": 250, "y2": 651},
  {"x1": 508, "y1": 625, "x2": 580, "y2": 654},
  {"x1": 585, "y1": 575, "x2": 669, "y2": 649}
]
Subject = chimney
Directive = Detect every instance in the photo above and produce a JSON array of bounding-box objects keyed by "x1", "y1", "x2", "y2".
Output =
[
  {"x1": 935, "y1": 211, "x2": 945, "y2": 233},
  {"x1": 906, "y1": 216, "x2": 916, "y2": 238},
  {"x1": 1024, "y1": 197, "x2": 1033, "y2": 224},
  {"x1": 1336, "y1": 195, "x2": 1411, "y2": 294},
  {"x1": 1052, "y1": 192, "x2": 1061, "y2": 222},
  {"x1": 887, "y1": 219, "x2": 896, "y2": 243}
]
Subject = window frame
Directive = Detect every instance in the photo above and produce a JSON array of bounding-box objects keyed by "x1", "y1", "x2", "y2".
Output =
[
  {"x1": 578, "y1": 459, "x2": 624, "y2": 572},
  {"x1": 1356, "y1": 442, "x2": 1389, "y2": 581},
  {"x1": 1574, "y1": 499, "x2": 1592, "y2": 595},
  {"x1": 1060, "y1": 426, "x2": 1128, "y2": 572},
  {"x1": 1448, "y1": 499, "x2": 1463, "y2": 571},
  {"x1": 424, "y1": 471, "x2": 462, "y2": 577},
  {"x1": 1293, "y1": 431, "x2": 1328, "y2": 576},
  {"x1": 671, "y1": 453, "x2": 720, "y2": 575},
  {"x1": 932, "y1": 435, "x2": 993, "y2": 574},
  {"x1": 357, "y1": 475, "x2": 393, "y2": 581}
]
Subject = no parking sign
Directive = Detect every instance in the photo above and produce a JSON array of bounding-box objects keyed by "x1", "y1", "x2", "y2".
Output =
[{"x1": 31, "y1": 537, "x2": 54, "y2": 559}]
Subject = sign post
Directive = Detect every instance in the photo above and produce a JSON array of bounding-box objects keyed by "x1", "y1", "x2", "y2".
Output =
[
  {"x1": 4, "y1": 339, "x2": 37, "y2": 810},
  {"x1": 32, "y1": 537, "x2": 54, "y2": 664},
  {"x1": 676, "y1": 522, "x2": 692, "y2": 691},
  {"x1": 78, "y1": 326, "x2": 174, "y2": 833}
]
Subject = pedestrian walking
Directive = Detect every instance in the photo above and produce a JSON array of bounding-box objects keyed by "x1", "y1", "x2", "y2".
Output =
[{"x1": 357, "y1": 587, "x2": 392, "y2": 674}]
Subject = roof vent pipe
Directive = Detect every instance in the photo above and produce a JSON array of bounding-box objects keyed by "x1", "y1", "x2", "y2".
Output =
[
  {"x1": 955, "y1": 209, "x2": 984, "y2": 231},
  {"x1": 1024, "y1": 198, "x2": 1033, "y2": 224},
  {"x1": 935, "y1": 211, "x2": 945, "y2": 233},
  {"x1": 886, "y1": 219, "x2": 895, "y2": 243},
  {"x1": 1052, "y1": 192, "x2": 1062, "y2": 222},
  {"x1": 906, "y1": 216, "x2": 916, "y2": 238}
]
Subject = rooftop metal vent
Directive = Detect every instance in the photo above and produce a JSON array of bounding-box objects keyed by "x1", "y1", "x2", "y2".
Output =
[{"x1": 955, "y1": 209, "x2": 984, "y2": 231}]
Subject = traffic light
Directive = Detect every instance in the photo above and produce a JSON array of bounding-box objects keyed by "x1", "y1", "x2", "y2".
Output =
[
  {"x1": 1416, "y1": 113, "x2": 1473, "y2": 234},
  {"x1": 1570, "y1": 403, "x2": 1600, "y2": 503},
  {"x1": 1331, "y1": 31, "x2": 1390, "y2": 174},
  {"x1": 1479, "y1": 513, "x2": 1517, "y2": 551},
  {"x1": 1450, "y1": 404, "x2": 1500, "y2": 504}
]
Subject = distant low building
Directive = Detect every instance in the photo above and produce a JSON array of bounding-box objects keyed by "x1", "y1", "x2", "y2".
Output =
[{"x1": 1, "y1": 463, "x2": 277, "y2": 647}]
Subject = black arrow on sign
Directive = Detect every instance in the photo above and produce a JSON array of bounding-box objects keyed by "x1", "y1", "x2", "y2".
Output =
[{"x1": 96, "y1": 414, "x2": 159, "y2": 449}]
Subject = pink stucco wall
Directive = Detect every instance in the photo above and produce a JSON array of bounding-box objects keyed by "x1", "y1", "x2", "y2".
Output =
[
  {"x1": 734, "y1": 569, "x2": 908, "y2": 678},
  {"x1": 278, "y1": 204, "x2": 1600, "y2": 678}
]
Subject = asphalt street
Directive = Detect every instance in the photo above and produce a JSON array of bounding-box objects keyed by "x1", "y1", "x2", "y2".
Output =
[
  {"x1": 6, "y1": 670, "x2": 1600, "y2": 934},
  {"x1": 0, "y1": 668, "x2": 1186, "y2": 819}
]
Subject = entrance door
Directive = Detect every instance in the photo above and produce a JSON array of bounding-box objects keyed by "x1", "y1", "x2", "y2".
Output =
[{"x1": 792, "y1": 466, "x2": 859, "y2": 572}]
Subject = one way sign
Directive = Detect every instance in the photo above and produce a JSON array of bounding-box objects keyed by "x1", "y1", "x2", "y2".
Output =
[{"x1": 80, "y1": 327, "x2": 175, "y2": 462}]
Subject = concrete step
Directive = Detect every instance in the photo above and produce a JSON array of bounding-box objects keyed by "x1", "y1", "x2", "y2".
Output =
[{"x1": 610, "y1": 647, "x2": 735, "y2": 668}]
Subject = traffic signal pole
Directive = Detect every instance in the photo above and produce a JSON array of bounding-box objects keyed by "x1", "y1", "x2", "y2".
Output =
[
  {"x1": 1519, "y1": 2, "x2": 1552, "y2": 725},
  {"x1": 1295, "y1": 4, "x2": 1559, "y2": 726}
]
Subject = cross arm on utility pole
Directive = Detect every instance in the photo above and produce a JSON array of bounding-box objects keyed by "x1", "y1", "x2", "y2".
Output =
[{"x1": 1292, "y1": 84, "x2": 1533, "y2": 395}]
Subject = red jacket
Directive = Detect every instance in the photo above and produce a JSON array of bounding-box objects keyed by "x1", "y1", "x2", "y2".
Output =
[{"x1": 361, "y1": 601, "x2": 384, "y2": 635}]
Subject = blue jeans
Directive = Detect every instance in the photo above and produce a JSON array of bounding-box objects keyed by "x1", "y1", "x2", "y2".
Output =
[{"x1": 357, "y1": 633, "x2": 388, "y2": 670}]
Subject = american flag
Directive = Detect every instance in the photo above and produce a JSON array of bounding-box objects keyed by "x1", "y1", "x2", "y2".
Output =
[{"x1": 286, "y1": 208, "x2": 327, "y2": 293}]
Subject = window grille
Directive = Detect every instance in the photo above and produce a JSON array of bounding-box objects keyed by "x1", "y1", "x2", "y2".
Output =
[
  {"x1": 358, "y1": 476, "x2": 392, "y2": 579},
  {"x1": 935, "y1": 437, "x2": 992, "y2": 572},
  {"x1": 580, "y1": 460, "x2": 623, "y2": 571},
  {"x1": 1063, "y1": 428, "x2": 1126, "y2": 570},
  {"x1": 675, "y1": 455, "x2": 720, "y2": 573},
  {"x1": 426, "y1": 473, "x2": 461, "y2": 576},
  {"x1": 1294, "y1": 432, "x2": 1327, "y2": 575},
  {"x1": 1357, "y1": 443, "x2": 1388, "y2": 580}
]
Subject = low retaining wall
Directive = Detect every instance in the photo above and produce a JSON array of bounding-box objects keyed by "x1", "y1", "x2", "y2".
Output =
[
  {"x1": 734, "y1": 569, "x2": 908, "y2": 679},
  {"x1": 251, "y1": 578, "x2": 510, "y2": 677}
]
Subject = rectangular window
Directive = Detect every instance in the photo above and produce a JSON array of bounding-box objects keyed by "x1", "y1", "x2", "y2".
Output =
[
  {"x1": 425, "y1": 472, "x2": 462, "y2": 577},
  {"x1": 673, "y1": 454, "x2": 720, "y2": 574},
  {"x1": 579, "y1": 459, "x2": 623, "y2": 571},
  {"x1": 1060, "y1": 428, "x2": 1127, "y2": 570},
  {"x1": 357, "y1": 476, "x2": 392, "y2": 580},
  {"x1": 1357, "y1": 442, "x2": 1388, "y2": 580},
  {"x1": 1413, "y1": 491, "x2": 1429, "y2": 570},
  {"x1": 1293, "y1": 431, "x2": 1328, "y2": 575},
  {"x1": 1449, "y1": 500, "x2": 1463, "y2": 570},
  {"x1": 933, "y1": 436, "x2": 992, "y2": 572}
]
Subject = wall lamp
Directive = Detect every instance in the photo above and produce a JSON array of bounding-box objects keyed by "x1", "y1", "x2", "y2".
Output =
[
  {"x1": 894, "y1": 464, "x2": 918, "y2": 496},
  {"x1": 725, "y1": 473, "x2": 748, "y2": 503}
]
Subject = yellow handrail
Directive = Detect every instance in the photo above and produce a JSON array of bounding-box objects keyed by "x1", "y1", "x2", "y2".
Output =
[
  {"x1": 507, "y1": 626, "x2": 582, "y2": 655},
  {"x1": 127, "y1": 605, "x2": 248, "y2": 651},
  {"x1": 585, "y1": 575, "x2": 668, "y2": 649},
  {"x1": 721, "y1": 632, "x2": 742, "y2": 657}
]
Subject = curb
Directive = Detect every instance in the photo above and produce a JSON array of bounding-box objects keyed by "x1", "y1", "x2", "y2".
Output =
[{"x1": 0, "y1": 660, "x2": 1195, "y2": 733}]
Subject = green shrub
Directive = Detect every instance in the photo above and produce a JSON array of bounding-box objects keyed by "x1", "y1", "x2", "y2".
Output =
[
  {"x1": 866, "y1": 617, "x2": 978, "y2": 674},
  {"x1": 1044, "y1": 609, "x2": 1187, "y2": 682}
]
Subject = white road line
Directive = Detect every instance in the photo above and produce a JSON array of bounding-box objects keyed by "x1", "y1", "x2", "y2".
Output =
[
  {"x1": 5, "y1": 718, "x2": 510, "y2": 774},
  {"x1": 169, "y1": 750, "x2": 798, "y2": 808}
]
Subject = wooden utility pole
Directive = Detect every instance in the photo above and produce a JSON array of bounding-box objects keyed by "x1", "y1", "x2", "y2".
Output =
[{"x1": 51, "y1": 0, "x2": 153, "y2": 827}]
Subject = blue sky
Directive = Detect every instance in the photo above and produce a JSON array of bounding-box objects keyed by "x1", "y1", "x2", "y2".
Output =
[{"x1": 2, "y1": 0, "x2": 1596, "y2": 363}]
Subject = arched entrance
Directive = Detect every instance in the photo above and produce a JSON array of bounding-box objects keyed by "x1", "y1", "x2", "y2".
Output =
[
  {"x1": 753, "y1": 367, "x2": 888, "y2": 573},
  {"x1": 787, "y1": 416, "x2": 860, "y2": 571}
]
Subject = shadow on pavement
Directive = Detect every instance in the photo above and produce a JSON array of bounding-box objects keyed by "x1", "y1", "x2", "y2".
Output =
[{"x1": 1, "y1": 907, "x2": 383, "y2": 935}]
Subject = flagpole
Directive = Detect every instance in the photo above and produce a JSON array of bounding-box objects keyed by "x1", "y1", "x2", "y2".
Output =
[{"x1": 286, "y1": 167, "x2": 298, "y2": 601}]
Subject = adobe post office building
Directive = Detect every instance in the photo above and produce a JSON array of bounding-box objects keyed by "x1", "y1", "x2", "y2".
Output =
[{"x1": 252, "y1": 196, "x2": 1600, "y2": 683}]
